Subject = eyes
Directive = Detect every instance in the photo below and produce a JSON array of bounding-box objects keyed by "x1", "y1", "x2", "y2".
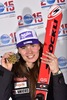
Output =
[{"x1": 21, "y1": 44, "x2": 37, "y2": 49}]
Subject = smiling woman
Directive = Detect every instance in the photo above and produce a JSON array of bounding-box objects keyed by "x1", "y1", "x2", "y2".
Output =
[
  {"x1": 18, "y1": 44, "x2": 40, "y2": 67},
  {"x1": 0, "y1": 28, "x2": 67, "y2": 100}
]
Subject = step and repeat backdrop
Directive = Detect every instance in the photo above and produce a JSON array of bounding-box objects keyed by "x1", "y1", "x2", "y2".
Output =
[{"x1": 0, "y1": 0, "x2": 67, "y2": 84}]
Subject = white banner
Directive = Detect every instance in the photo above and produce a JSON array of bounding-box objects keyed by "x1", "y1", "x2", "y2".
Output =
[{"x1": 0, "y1": 0, "x2": 67, "y2": 84}]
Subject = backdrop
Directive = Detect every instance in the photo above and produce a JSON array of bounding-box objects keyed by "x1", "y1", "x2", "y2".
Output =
[{"x1": 0, "y1": 0, "x2": 67, "y2": 84}]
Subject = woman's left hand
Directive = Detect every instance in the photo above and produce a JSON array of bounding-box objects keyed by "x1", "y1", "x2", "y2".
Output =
[{"x1": 41, "y1": 51, "x2": 59, "y2": 74}]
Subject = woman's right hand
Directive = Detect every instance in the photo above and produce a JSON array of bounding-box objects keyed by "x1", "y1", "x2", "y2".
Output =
[{"x1": 1, "y1": 52, "x2": 14, "y2": 71}]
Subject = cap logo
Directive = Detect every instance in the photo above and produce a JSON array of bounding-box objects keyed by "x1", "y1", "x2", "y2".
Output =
[
  {"x1": 24, "y1": 41, "x2": 32, "y2": 45},
  {"x1": 19, "y1": 31, "x2": 33, "y2": 40}
]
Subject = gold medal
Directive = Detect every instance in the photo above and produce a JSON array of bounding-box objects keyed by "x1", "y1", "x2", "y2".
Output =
[{"x1": 8, "y1": 54, "x2": 20, "y2": 64}]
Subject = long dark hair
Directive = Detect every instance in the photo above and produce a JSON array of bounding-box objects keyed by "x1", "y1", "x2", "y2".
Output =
[{"x1": 12, "y1": 42, "x2": 43, "y2": 100}]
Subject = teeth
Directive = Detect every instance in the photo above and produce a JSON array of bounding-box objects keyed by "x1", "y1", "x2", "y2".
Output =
[{"x1": 27, "y1": 55, "x2": 34, "y2": 59}]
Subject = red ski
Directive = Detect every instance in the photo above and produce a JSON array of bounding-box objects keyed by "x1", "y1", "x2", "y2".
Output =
[{"x1": 35, "y1": 5, "x2": 62, "y2": 100}]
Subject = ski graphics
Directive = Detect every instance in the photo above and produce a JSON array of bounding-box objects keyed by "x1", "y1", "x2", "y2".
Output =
[{"x1": 35, "y1": 5, "x2": 62, "y2": 100}]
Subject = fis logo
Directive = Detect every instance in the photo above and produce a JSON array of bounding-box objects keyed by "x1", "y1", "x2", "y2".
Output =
[
  {"x1": 17, "y1": 12, "x2": 43, "y2": 28},
  {"x1": 40, "y1": 0, "x2": 66, "y2": 8},
  {"x1": 0, "y1": 32, "x2": 16, "y2": 47},
  {"x1": 58, "y1": 57, "x2": 67, "y2": 69},
  {"x1": 0, "y1": 0, "x2": 15, "y2": 16},
  {"x1": 0, "y1": 34, "x2": 10, "y2": 44}
]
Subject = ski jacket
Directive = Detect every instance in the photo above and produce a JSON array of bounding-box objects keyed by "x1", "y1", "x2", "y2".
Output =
[{"x1": 0, "y1": 65, "x2": 67, "y2": 100}]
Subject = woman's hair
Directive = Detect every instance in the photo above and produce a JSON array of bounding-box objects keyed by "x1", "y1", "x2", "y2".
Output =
[{"x1": 12, "y1": 41, "x2": 43, "y2": 100}]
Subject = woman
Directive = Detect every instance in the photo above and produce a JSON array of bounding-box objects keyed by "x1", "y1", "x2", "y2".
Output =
[{"x1": 0, "y1": 28, "x2": 67, "y2": 100}]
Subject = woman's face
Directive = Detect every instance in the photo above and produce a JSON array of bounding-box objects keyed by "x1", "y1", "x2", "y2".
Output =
[{"x1": 18, "y1": 44, "x2": 40, "y2": 67}]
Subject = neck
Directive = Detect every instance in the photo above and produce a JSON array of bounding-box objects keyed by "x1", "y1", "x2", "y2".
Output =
[{"x1": 26, "y1": 62, "x2": 34, "y2": 69}]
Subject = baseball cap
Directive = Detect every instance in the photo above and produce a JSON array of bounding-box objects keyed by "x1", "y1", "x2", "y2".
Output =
[{"x1": 16, "y1": 28, "x2": 39, "y2": 48}]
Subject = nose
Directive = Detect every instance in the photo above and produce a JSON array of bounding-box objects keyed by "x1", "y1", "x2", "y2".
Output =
[{"x1": 26, "y1": 45, "x2": 32, "y2": 53}]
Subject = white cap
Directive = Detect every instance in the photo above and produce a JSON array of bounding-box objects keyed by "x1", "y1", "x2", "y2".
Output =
[{"x1": 16, "y1": 28, "x2": 39, "y2": 48}]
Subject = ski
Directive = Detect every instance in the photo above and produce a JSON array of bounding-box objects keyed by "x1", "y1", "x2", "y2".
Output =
[{"x1": 35, "y1": 5, "x2": 62, "y2": 100}]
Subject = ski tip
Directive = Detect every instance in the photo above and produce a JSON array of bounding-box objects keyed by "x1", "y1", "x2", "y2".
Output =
[{"x1": 48, "y1": 4, "x2": 62, "y2": 19}]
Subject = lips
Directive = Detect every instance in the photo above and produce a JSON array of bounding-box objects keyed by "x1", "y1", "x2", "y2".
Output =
[{"x1": 27, "y1": 55, "x2": 34, "y2": 59}]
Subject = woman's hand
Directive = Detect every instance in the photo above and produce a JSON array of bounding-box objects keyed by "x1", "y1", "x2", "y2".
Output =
[
  {"x1": 1, "y1": 52, "x2": 14, "y2": 71},
  {"x1": 41, "y1": 51, "x2": 59, "y2": 74}
]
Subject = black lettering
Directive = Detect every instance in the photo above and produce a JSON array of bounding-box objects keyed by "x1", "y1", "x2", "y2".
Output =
[
  {"x1": 49, "y1": 44, "x2": 53, "y2": 53},
  {"x1": 51, "y1": 34, "x2": 55, "y2": 44},
  {"x1": 52, "y1": 29, "x2": 56, "y2": 37},
  {"x1": 54, "y1": 8, "x2": 59, "y2": 14},
  {"x1": 46, "y1": 19, "x2": 58, "y2": 70},
  {"x1": 53, "y1": 19, "x2": 58, "y2": 29}
]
